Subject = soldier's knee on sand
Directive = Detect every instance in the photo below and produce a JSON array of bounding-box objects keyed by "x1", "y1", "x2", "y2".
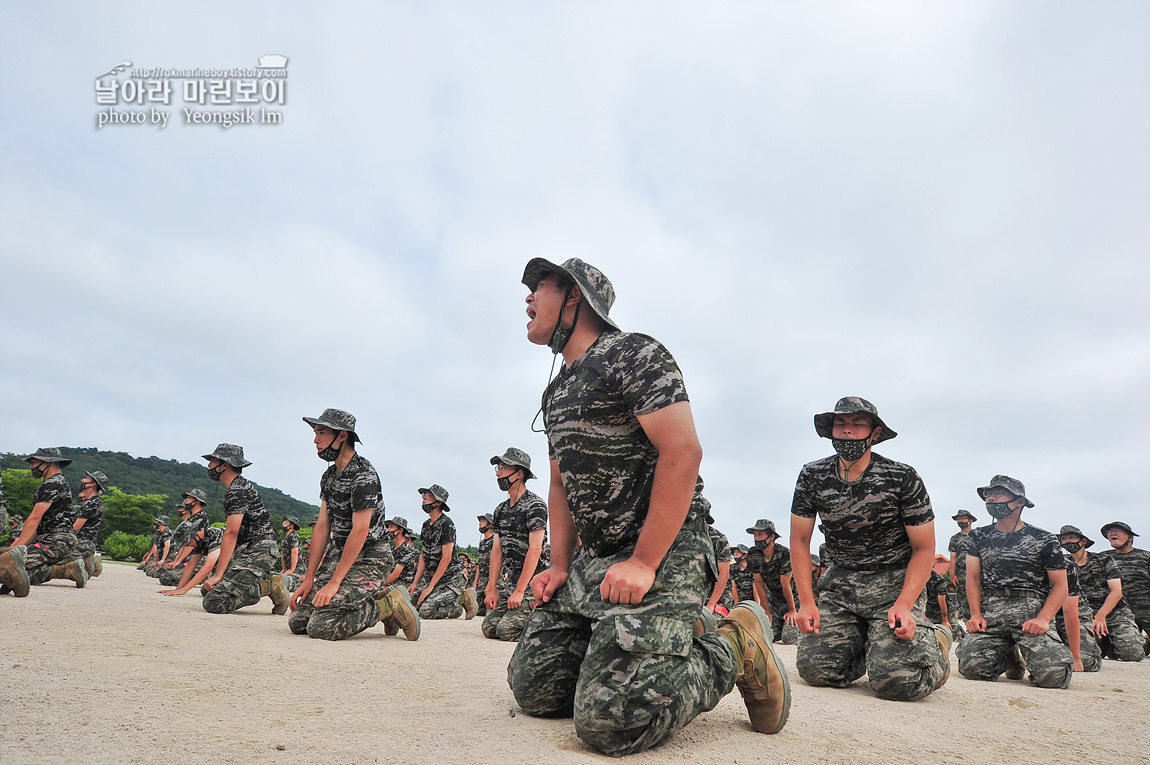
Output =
[
  {"x1": 573, "y1": 703, "x2": 670, "y2": 758},
  {"x1": 508, "y1": 667, "x2": 575, "y2": 718},
  {"x1": 481, "y1": 612, "x2": 501, "y2": 639}
]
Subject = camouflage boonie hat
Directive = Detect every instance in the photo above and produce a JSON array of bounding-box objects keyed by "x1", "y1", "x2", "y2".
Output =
[
  {"x1": 157, "y1": 515, "x2": 170, "y2": 526},
  {"x1": 477, "y1": 513, "x2": 494, "y2": 525},
  {"x1": 302, "y1": 408, "x2": 361, "y2": 444},
  {"x1": 951, "y1": 509, "x2": 977, "y2": 522},
  {"x1": 521, "y1": 257, "x2": 620, "y2": 332},
  {"x1": 284, "y1": 516, "x2": 301, "y2": 529},
  {"x1": 746, "y1": 519, "x2": 779, "y2": 537},
  {"x1": 734, "y1": 544, "x2": 749, "y2": 555},
  {"x1": 418, "y1": 484, "x2": 450, "y2": 510},
  {"x1": 202, "y1": 443, "x2": 252, "y2": 468},
  {"x1": 1058, "y1": 525, "x2": 1094, "y2": 548},
  {"x1": 24, "y1": 447, "x2": 72, "y2": 467},
  {"x1": 490, "y1": 447, "x2": 536, "y2": 480},
  {"x1": 182, "y1": 489, "x2": 208, "y2": 506},
  {"x1": 84, "y1": 470, "x2": 110, "y2": 493},
  {"x1": 388, "y1": 516, "x2": 414, "y2": 535},
  {"x1": 814, "y1": 397, "x2": 897, "y2": 443},
  {"x1": 976, "y1": 475, "x2": 1034, "y2": 508},
  {"x1": 1100, "y1": 521, "x2": 1138, "y2": 538}
]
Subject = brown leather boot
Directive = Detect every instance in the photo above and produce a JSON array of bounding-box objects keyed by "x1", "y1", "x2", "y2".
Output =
[
  {"x1": 52, "y1": 558, "x2": 88, "y2": 588},
  {"x1": 717, "y1": 602, "x2": 791, "y2": 734},
  {"x1": 264, "y1": 575, "x2": 288, "y2": 615},
  {"x1": 0, "y1": 547, "x2": 31, "y2": 597},
  {"x1": 380, "y1": 586, "x2": 420, "y2": 641}
]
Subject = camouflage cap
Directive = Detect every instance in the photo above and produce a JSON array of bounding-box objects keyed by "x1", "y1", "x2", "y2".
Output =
[
  {"x1": 951, "y1": 509, "x2": 977, "y2": 522},
  {"x1": 10, "y1": 514, "x2": 23, "y2": 523},
  {"x1": 181, "y1": 488, "x2": 208, "y2": 506},
  {"x1": 477, "y1": 513, "x2": 494, "y2": 524},
  {"x1": 201, "y1": 443, "x2": 252, "y2": 469},
  {"x1": 976, "y1": 475, "x2": 1034, "y2": 508},
  {"x1": 746, "y1": 519, "x2": 779, "y2": 536},
  {"x1": 302, "y1": 408, "x2": 361, "y2": 444},
  {"x1": 284, "y1": 516, "x2": 301, "y2": 529},
  {"x1": 814, "y1": 397, "x2": 897, "y2": 443},
  {"x1": 84, "y1": 470, "x2": 111, "y2": 493},
  {"x1": 387, "y1": 516, "x2": 414, "y2": 535},
  {"x1": 24, "y1": 447, "x2": 72, "y2": 467},
  {"x1": 490, "y1": 447, "x2": 536, "y2": 480},
  {"x1": 1100, "y1": 521, "x2": 1138, "y2": 538},
  {"x1": 418, "y1": 484, "x2": 450, "y2": 510},
  {"x1": 1058, "y1": 525, "x2": 1094, "y2": 548},
  {"x1": 157, "y1": 515, "x2": 170, "y2": 526},
  {"x1": 734, "y1": 544, "x2": 750, "y2": 554},
  {"x1": 521, "y1": 257, "x2": 620, "y2": 332}
]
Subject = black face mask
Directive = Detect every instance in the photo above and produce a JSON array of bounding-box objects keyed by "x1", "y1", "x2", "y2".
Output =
[
  {"x1": 497, "y1": 474, "x2": 520, "y2": 492},
  {"x1": 207, "y1": 465, "x2": 224, "y2": 482},
  {"x1": 754, "y1": 538, "x2": 770, "y2": 550},
  {"x1": 957, "y1": 521, "x2": 970, "y2": 529},
  {"x1": 479, "y1": 524, "x2": 490, "y2": 534},
  {"x1": 1062, "y1": 541, "x2": 1082, "y2": 554},
  {"x1": 385, "y1": 529, "x2": 397, "y2": 540},
  {"x1": 30, "y1": 464, "x2": 46, "y2": 479},
  {"x1": 832, "y1": 432, "x2": 873, "y2": 462},
  {"x1": 422, "y1": 503, "x2": 437, "y2": 515},
  {"x1": 317, "y1": 433, "x2": 342, "y2": 462},
  {"x1": 985, "y1": 501, "x2": 1015, "y2": 520}
]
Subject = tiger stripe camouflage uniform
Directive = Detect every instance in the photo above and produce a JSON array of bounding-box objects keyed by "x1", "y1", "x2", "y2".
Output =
[
  {"x1": 707, "y1": 525, "x2": 735, "y2": 612},
  {"x1": 288, "y1": 453, "x2": 393, "y2": 640},
  {"x1": 482, "y1": 489, "x2": 548, "y2": 641},
  {"x1": 508, "y1": 330, "x2": 740, "y2": 757},
  {"x1": 1103, "y1": 543, "x2": 1150, "y2": 650},
  {"x1": 956, "y1": 524, "x2": 1073, "y2": 688},
  {"x1": 791, "y1": 453, "x2": 949, "y2": 700},
  {"x1": 201, "y1": 476, "x2": 279, "y2": 614},
  {"x1": 74, "y1": 494, "x2": 104, "y2": 574},
  {"x1": 1074, "y1": 551, "x2": 1143, "y2": 662},
  {"x1": 1054, "y1": 561, "x2": 1102, "y2": 672},
  {"x1": 145, "y1": 525, "x2": 175, "y2": 577},
  {"x1": 924, "y1": 570, "x2": 948, "y2": 625},
  {"x1": 729, "y1": 557, "x2": 757, "y2": 607},
  {"x1": 281, "y1": 528, "x2": 301, "y2": 575},
  {"x1": 752, "y1": 543, "x2": 800, "y2": 644},
  {"x1": 948, "y1": 530, "x2": 974, "y2": 622},
  {"x1": 158, "y1": 512, "x2": 211, "y2": 587},
  {"x1": 24, "y1": 473, "x2": 82, "y2": 586},
  {"x1": 475, "y1": 532, "x2": 494, "y2": 617},
  {"x1": 391, "y1": 539, "x2": 418, "y2": 589},
  {"x1": 416, "y1": 512, "x2": 466, "y2": 619}
]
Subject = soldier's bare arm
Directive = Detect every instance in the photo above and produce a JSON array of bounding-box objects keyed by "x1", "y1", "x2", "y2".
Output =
[
  {"x1": 206, "y1": 513, "x2": 243, "y2": 591},
  {"x1": 790, "y1": 513, "x2": 819, "y2": 633},
  {"x1": 1092, "y1": 578, "x2": 1123, "y2": 637},
  {"x1": 292, "y1": 502, "x2": 330, "y2": 609},
  {"x1": 1023, "y1": 567, "x2": 1067, "y2": 635},
  {"x1": 600, "y1": 400, "x2": 701, "y2": 605},
  {"x1": 313, "y1": 506, "x2": 370, "y2": 608},
  {"x1": 532, "y1": 458, "x2": 576, "y2": 604},
  {"x1": 706, "y1": 560, "x2": 730, "y2": 610},
  {"x1": 510, "y1": 528, "x2": 545, "y2": 609},
  {"x1": 486, "y1": 533, "x2": 504, "y2": 608},
  {"x1": 888, "y1": 521, "x2": 935, "y2": 639},
  {"x1": 965, "y1": 554, "x2": 985, "y2": 631},
  {"x1": 408, "y1": 552, "x2": 427, "y2": 596},
  {"x1": 9, "y1": 500, "x2": 49, "y2": 548},
  {"x1": 1062, "y1": 595, "x2": 1085, "y2": 671}
]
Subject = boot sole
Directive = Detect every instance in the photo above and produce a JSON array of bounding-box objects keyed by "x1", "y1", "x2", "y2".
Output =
[
  {"x1": 393, "y1": 586, "x2": 421, "y2": 641},
  {"x1": 729, "y1": 601, "x2": 791, "y2": 734}
]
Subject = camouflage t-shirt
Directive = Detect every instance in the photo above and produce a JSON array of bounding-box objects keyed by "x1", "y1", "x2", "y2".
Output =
[
  {"x1": 730, "y1": 561, "x2": 757, "y2": 602},
  {"x1": 493, "y1": 489, "x2": 549, "y2": 579},
  {"x1": 419, "y1": 513, "x2": 462, "y2": 581},
  {"x1": 392, "y1": 540, "x2": 419, "y2": 587},
  {"x1": 752, "y1": 543, "x2": 798, "y2": 601},
  {"x1": 707, "y1": 526, "x2": 733, "y2": 565},
  {"x1": 281, "y1": 530, "x2": 301, "y2": 570},
  {"x1": 175, "y1": 513, "x2": 211, "y2": 554},
  {"x1": 33, "y1": 473, "x2": 75, "y2": 534},
  {"x1": 477, "y1": 535, "x2": 494, "y2": 582},
  {"x1": 542, "y1": 331, "x2": 694, "y2": 557},
  {"x1": 320, "y1": 454, "x2": 387, "y2": 550},
  {"x1": 193, "y1": 526, "x2": 224, "y2": 556},
  {"x1": 1103, "y1": 547, "x2": 1150, "y2": 616},
  {"x1": 154, "y1": 527, "x2": 174, "y2": 558},
  {"x1": 948, "y1": 531, "x2": 974, "y2": 583},
  {"x1": 1073, "y1": 552, "x2": 1126, "y2": 613},
  {"x1": 925, "y1": 570, "x2": 949, "y2": 622},
  {"x1": 790, "y1": 452, "x2": 933, "y2": 571},
  {"x1": 75, "y1": 495, "x2": 104, "y2": 543},
  {"x1": 818, "y1": 542, "x2": 833, "y2": 568},
  {"x1": 223, "y1": 475, "x2": 276, "y2": 547},
  {"x1": 967, "y1": 523, "x2": 1066, "y2": 595}
]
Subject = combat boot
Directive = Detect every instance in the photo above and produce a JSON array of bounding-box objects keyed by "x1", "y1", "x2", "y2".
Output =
[
  {"x1": 460, "y1": 587, "x2": 478, "y2": 620},
  {"x1": 262, "y1": 575, "x2": 289, "y2": 615},
  {"x1": 934, "y1": 625, "x2": 952, "y2": 690},
  {"x1": 692, "y1": 607, "x2": 719, "y2": 637},
  {"x1": 52, "y1": 558, "x2": 89, "y2": 588},
  {"x1": 0, "y1": 546, "x2": 31, "y2": 597},
  {"x1": 94, "y1": 554, "x2": 103, "y2": 577},
  {"x1": 379, "y1": 586, "x2": 421, "y2": 641},
  {"x1": 83, "y1": 555, "x2": 96, "y2": 577},
  {"x1": 717, "y1": 602, "x2": 791, "y2": 734},
  {"x1": 1005, "y1": 643, "x2": 1026, "y2": 680}
]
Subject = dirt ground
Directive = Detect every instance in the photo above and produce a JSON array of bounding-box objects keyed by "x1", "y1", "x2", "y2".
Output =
[{"x1": 2, "y1": 561, "x2": 1148, "y2": 765}]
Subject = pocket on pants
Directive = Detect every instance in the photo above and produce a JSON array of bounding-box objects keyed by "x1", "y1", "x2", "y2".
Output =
[{"x1": 614, "y1": 613, "x2": 692, "y2": 657}]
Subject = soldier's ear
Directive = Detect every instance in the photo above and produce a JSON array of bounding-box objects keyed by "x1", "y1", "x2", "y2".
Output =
[{"x1": 567, "y1": 284, "x2": 583, "y2": 308}]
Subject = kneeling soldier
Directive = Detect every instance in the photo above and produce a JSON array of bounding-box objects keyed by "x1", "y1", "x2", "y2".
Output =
[{"x1": 74, "y1": 470, "x2": 109, "y2": 577}]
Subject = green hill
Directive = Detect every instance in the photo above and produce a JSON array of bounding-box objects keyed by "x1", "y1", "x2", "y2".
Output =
[{"x1": 1, "y1": 447, "x2": 318, "y2": 524}]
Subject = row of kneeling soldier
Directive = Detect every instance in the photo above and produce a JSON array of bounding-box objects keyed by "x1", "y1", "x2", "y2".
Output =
[{"x1": 4, "y1": 258, "x2": 1150, "y2": 759}]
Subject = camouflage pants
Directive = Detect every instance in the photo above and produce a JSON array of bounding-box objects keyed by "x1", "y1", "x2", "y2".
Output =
[
  {"x1": 954, "y1": 578, "x2": 970, "y2": 622},
  {"x1": 796, "y1": 566, "x2": 947, "y2": 701},
  {"x1": 957, "y1": 593, "x2": 1072, "y2": 688},
  {"x1": 766, "y1": 591, "x2": 799, "y2": 645},
  {"x1": 508, "y1": 525, "x2": 737, "y2": 757},
  {"x1": 475, "y1": 572, "x2": 489, "y2": 617},
  {"x1": 1055, "y1": 598, "x2": 1102, "y2": 672},
  {"x1": 24, "y1": 530, "x2": 81, "y2": 585},
  {"x1": 202, "y1": 540, "x2": 278, "y2": 615},
  {"x1": 159, "y1": 558, "x2": 207, "y2": 587},
  {"x1": 482, "y1": 569, "x2": 536, "y2": 641},
  {"x1": 289, "y1": 542, "x2": 393, "y2": 640},
  {"x1": 1093, "y1": 604, "x2": 1144, "y2": 662},
  {"x1": 417, "y1": 569, "x2": 467, "y2": 619}
]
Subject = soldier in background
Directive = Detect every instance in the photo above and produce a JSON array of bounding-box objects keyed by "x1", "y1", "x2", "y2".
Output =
[
  {"x1": 474, "y1": 512, "x2": 495, "y2": 617},
  {"x1": 747, "y1": 519, "x2": 799, "y2": 645},
  {"x1": 200, "y1": 443, "x2": 287, "y2": 615},
  {"x1": 384, "y1": 517, "x2": 418, "y2": 590},
  {"x1": 728, "y1": 544, "x2": 758, "y2": 607},
  {"x1": 1, "y1": 448, "x2": 87, "y2": 593},
  {"x1": 73, "y1": 470, "x2": 110, "y2": 577},
  {"x1": 158, "y1": 490, "x2": 212, "y2": 587},
  {"x1": 1059, "y1": 525, "x2": 1143, "y2": 662},
  {"x1": 1101, "y1": 521, "x2": 1150, "y2": 655},
  {"x1": 409, "y1": 484, "x2": 477, "y2": 620},
  {"x1": 483, "y1": 448, "x2": 548, "y2": 641},
  {"x1": 698, "y1": 485, "x2": 732, "y2": 616},
  {"x1": 948, "y1": 510, "x2": 977, "y2": 624},
  {"x1": 957, "y1": 475, "x2": 1072, "y2": 688},
  {"x1": 790, "y1": 398, "x2": 950, "y2": 701},
  {"x1": 138, "y1": 517, "x2": 164, "y2": 571},
  {"x1": 289, "y1": 409, "x2": 418, "y2": 641},
  {"x1": 280, "y1": 515, "x2": 302, "y2": 586},
  {"x1": 144, "y1": 516, "x2": 174, "y2": 577},
  {"x1": 1053, "y1": 538, "x2": 1100, "y2": 673},
  {"x1": 509, "y1": 258, "x2": 789, "y2": 755},
  {"x1": 160, "y1": 524, "x2": 224, "y2": 597},
  {"x1": 924, "y1": 568, "x2": 951, "y2": 632}
]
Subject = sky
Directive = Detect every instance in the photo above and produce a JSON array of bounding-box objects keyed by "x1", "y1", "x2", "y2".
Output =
[{"x1": 1, "y1": 1, "x2": 1148, "y2": 553}]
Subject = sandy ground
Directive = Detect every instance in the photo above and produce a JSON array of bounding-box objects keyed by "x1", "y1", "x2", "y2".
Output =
[{"x1": 2, "y1": 562, "x2": 1149, "y2": 765}]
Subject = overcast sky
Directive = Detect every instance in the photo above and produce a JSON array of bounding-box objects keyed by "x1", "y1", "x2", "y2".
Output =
[{"x1": 2, "y1": 1, "x2": 1147, "y2": 552}]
